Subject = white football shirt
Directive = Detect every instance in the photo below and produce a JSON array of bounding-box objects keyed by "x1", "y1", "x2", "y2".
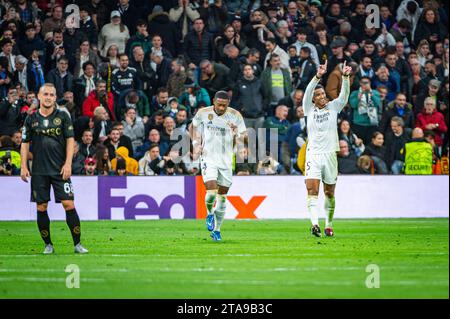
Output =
[
  {"x1": 192, "y1": 106, "x2": 246, "y2": 168},
  {"x1": 302, "y1": 76, "x2": 350, "y2": 154}
]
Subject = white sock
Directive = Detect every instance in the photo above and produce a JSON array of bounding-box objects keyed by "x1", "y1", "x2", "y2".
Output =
[
  {"x1": 205, "y1": 190, "x2": 217, "y2": 215},
  {"x1": 214, "y1": 194, "x2": 226, "y2": 231},
  {"x1": 325, "y1": 196, "x2": 335, "y2": 228},
  {"x1": 307, "y1": 195, "x2": 319, "y2": 226}
]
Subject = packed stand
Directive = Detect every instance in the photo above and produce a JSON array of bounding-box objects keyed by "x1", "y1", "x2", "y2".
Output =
[{"x1": 0, "y1": 0, "x2": 448, "y2": 176}]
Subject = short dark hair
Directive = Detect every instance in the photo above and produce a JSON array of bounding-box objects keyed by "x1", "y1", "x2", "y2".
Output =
[
  {"x1": 118, "y1": 53, "x2": 128, "y2": 60},
  {"x1": 57, "y1": 56, "x2": 68, "y2": 63},
  {"x1": 149, "y1": 143, "x2": 159, "y2": 151},
  {"x1": 136, "y1": 19, "x2": 147, "y2": 28},
  {"x1": 364, "y1": 39, "x2": 375, "y2": 46},
  {"x1": 266, "y1": 38, "x2": 277, "y2": 45},
  {"x1": 157, "y1": 87, "x2": 168, "y2": 95},
  {"x1": 112, "y1": 122, "x2": 124, "y2": 129},
  {"x1": 82, "y1": 61, "x2": 95, "y2": 71},
  {"x1": 247, "y1": 48, "x2": 260, "y2": 57},
  {"x1": 360, "y1": 76, "x2": 371, "y2": 82},
  {"x1": 214, "y1": 91, "x2": 229, "y2": 101}
]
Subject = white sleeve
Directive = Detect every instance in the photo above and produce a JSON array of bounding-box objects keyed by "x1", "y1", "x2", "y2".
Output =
[
  {"x1": 236, "y1": 112, "x2": 247, "y2": 134},
  {"x1": 302, "y1": 75, "x2": 320, "y2": 114},
  {"x1": 192, "y1": 111, "x2": 202, "y2": 128},
  {"x1": 329, "y1": 76, "x2": 350, "y2": 112}
]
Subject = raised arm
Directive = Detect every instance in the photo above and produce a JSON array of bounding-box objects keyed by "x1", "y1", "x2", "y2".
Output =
[
  {"x1": 303, "y1": 60, "x2": 327, "y2": 114},
  {"x1": 332, "y1": 61, "x2": 352, "y2": 112}
]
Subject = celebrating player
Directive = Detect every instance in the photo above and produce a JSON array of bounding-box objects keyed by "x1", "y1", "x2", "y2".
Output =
[
  {"x1": 302, "y1": 60, "x2": 351, "y2": 237},
  {"x1": 20, "y1": 83, "x2": 88, "y2": 254},
  {"x1": 190, "y1": 91, "x2": 247, "y2": 241}
]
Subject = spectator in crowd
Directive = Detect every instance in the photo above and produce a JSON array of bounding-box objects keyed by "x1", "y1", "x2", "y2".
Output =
[
  {"x1": 228, "y1": 48, "x2": 261, "y2": 88},
  {"x1": 167, "y1": 58, "x2": 187, "y2": 99},
  {"x1": 257, "y1": 151, "x2": 283, "y2": 175},
  {"x1": 82, "y1": 80, "x2": 115, "y2": 121},
  {"x1": 111, "y1": 146, "x2": 138, "y2": 175},
  {"x1": 338, "y1": 119, "x2": 365, "y2": 157},
  {"x1": 98, "y1": 10, "x2": 130, "y2": 57},
  {"x1": 372, "y1": 64, "x2": 400, "y2": 102},
  {"x1": 79, "y1": 129, "x2": 97, "y2": 160},
  {"x1": 73, "y1": 40, "x2": 102, "y2": 79},
  {"x1": 277, "y1": 89, "x2": 303, "y2": 122},
  {"x1": 349, "y1": 76, "x2": 382, "y2": 145},
  {"x1": 11, "y1": 130, "x2": 22, "y2": 152},
  {"x1": 416, "y1": 39, "x2": 433, "y2": 66},
  {"x1": 414, "y1": 8, "x2": 447, "y2": 48},
  {"x1": 415, "y1": 79, "x2": 442, "y2": 115},
  {"x1": 0, "y1": 135, "x2": 20, "y2": 176},
  {"x1": 0, "y1": 87, "x2": 23, "y2": 137},
  {"x1": 130, "y1": 46, "x2": 155, "y2": 99},
  {"x1": 122, "y1": 107, "x2": 145, "y2": 154},
  {"x1": 415, "y1": 97, "x2": 448, "y2": 148},
  {"x1": 138, "y1": 143, "x2": 169, "y2": 176},
  {"x1": 178, "y1": 78, "x2": 211, "y2": 115},
  {"x1": 113, "y1": 158, "x2": 129, "y2": 175},
  {"x1": 46, "y1": 56, "x2": 73, "y2": 100},
  {"x1": 296, "y1": 46, "x2": 317, "y2": 90},
  {"x1": 150, "y1": 34, "x2": 173, "y2": 60},
  {"x1": 95, "y1": 145, "x2": 112, "y2": 176},
  {"x1": 135, "y1": 129, "x2": 166, "y2": 161},
  {"x1": 403, "y1": 127, "x2": 433, "y2": 175},
  {"x1": 111, "y1": 53, "x2": 142, "y2": 108},
  {"x1": 126, "y1": 20, "x2": 151, "y2": 57},
  {"x1": 183, "y1": 18, "x2": 214, "y2": 69},
  {"x1": 363, "y1": 131, "x2": 389, "y2": 174},
  {"x1": 396, "y1": 0, "x2": 422, "y2": 41},
  {"x1": 12, "y1": 55, "x2": 29, "y2": 91},
  {"x1": 385, "y1": 116, "x2": 411, "y2": 174},
  {"x1": 41, "y1": 5, "x2": 64, "y2": 36},
  {"x1": 198, "y1": 59, "x2": 229, "y2": 99},
  {"x1": 81, "y1": 157, "x2": 98, "y2": 176},
  {"x1": 118, "y1": 90, "x2": 150, "y2": 124},
  {"x1": 337, "y1": 139, "x2": 360, "y2": 174},
  {"x1": 26, "y1": 50, "x2": 45, "y2": 93},
  {"x1": 264, "y1": 37, "x2": 290, "y2": 71},
  {"x1": 92, "y1": 106, "x2": 112, "y2": 144},
  {"x1": 169, "y1": 0, "x2": 201, "y2": 48},
  {"x1": 0, "y1": 38, "x2": 16, "y2": 73},
  {"x1": 232, "y1": 64, "x2": 265, "y2": 130},
  {"x1": 150, "y1": 51, "x2": 171, "y2": 90},
  {"x1": 114, "y1": 0, "x2": 140, "y2": 35},
  {"x1": 215, "y1": 24, "x2": 248, "y2": 64},
  {"x1": 147, "y1": 6, "x2": 178, "y2": 57},
  {"x1": 72, "y1": 142, "x2": 86, "y2": 175},
  {"x1": 44, "y1": 28, "x2": 72, "y2": 74},
  {"x1": 380, "y1": 93, "x2": 415, "y2": 136},
  {"x1": 264, "y1": 104, "x2": 289, "y2": 162},
  {"x1": 73, "y1": 61, "x2": 98, "y2": 111},
  {"x1": 261, "y1": 53, "x2": 292, "y2": 115},
  {"x1": 79, "y1": 6, "x2": 98, "y2": 46},
  {"x1": 150, "y1": 87, "x2": 170, "y2": 114},
  {"x1": 418, "y1": 60, "x2": 443, "y2": 93}
]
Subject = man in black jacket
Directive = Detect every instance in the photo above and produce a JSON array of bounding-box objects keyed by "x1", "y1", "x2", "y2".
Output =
[
  {"x1": 183, "y1": 18, "x2": 214, "y2": 69},
  {"x1": 0, "y1": 87, "x2": 24, "y2": 137},
  {"x1": 232, "y1": 64, "x2": 265, "y2": 130},
  {"x1": 385, "y1": 116, "x2": 411, "y2": 174},
  {"x1": 46, "y1": 56, "x2": 74, "y2": 100}
]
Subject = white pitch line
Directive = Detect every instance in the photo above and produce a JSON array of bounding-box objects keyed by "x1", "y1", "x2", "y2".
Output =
[{"x1": 0, "y1": 277, "x2": 105, "y2": 283}]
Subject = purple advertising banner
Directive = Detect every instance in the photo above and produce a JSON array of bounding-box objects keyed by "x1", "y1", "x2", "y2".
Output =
[{"x1": 97, "y1": 176, "x2": 196, "y2": 220}]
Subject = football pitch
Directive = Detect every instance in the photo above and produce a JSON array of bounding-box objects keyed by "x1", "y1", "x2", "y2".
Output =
[{"x1": 0, "y1": 219, "x2": 448, "y2": 299}]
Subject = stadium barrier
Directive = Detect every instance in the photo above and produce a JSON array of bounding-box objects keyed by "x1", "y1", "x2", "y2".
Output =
[{"x1": 0, "y1": 176, "x2": 448, "y2": 220}]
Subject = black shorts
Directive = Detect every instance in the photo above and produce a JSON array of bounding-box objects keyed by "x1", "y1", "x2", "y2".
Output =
[{"x1": 31, "y1": 175, "x2": 75, "y2": 203}]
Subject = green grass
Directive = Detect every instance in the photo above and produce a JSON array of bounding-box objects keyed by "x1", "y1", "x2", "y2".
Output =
[{"x1": 0, "y1": 219, "x2": 448, "y2": 299}]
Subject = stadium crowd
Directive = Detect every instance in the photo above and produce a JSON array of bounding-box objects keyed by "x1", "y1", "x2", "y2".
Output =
[{"x1": 0, "y1": 0, "x2": 448, "y2": 176}]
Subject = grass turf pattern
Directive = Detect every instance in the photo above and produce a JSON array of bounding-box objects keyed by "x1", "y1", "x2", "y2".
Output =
[{"x1": 0, "y1": 219, "x2": 448, "y2": 298}]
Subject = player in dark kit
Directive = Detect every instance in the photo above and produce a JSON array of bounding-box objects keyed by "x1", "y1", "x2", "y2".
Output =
[{"x1": 20, "y1": 83, "x2": 88, "y2": 254}]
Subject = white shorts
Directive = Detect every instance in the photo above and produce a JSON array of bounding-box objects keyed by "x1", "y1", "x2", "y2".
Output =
[
  {"x1": 305, "y1": 152, "x2": 338, "y2": 185},
  {"x1": 201, "y1": 160, "x2": 233, "y2": 188}
]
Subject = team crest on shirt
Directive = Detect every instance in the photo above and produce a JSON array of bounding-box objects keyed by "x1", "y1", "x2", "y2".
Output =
[
  {"x1": 43, "y1": 119, "x2": 49, "y2": 127},
  {"x1": 208, "y1": 114, "x2": 214, "y2": 124},
  {"x1": 53, "y1": 117, "x2": 61, "y2": 126}
]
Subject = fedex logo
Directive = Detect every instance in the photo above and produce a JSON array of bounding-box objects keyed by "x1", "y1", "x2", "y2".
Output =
[{"x1": 98, "y1": 177, "x2": 196, "y2": 220}]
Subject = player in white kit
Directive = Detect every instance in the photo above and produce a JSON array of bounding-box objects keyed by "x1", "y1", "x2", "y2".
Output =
[
  {"x1": 302, "y1": 60, "x2": 351, "y2": 237},
  {"x1": 190, "y1": 91, "x2": 247, "y2": 241}
]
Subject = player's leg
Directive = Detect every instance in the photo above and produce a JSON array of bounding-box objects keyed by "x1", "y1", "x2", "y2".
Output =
[
  {"x1": 323, "y1": 183, "x2": 336, "y2": 237},
  {"x1": 204, "y1": 180, "x2": 218, "y2": 231},
  {"x1": 322, "y1": 152, "x2": 338, "y2": 237},
  {"x1": 31, "y1": 175, "x2": 54, "y2": 253},
  {"x1": 202, "y1": 161, "x2": 219, "y2": 231},
  {"x1": 52, "y1": 176, "x2": 88, "y2": 253},
  {"x1": 305, "y1": 179, "x2": 321, "y2": 237},
  {"x1": 305, "y1": 153, "x2": 322, "y2": 237},
  {"x1": 210, "y1": 169, "x2": 232, "y2": 241}
]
